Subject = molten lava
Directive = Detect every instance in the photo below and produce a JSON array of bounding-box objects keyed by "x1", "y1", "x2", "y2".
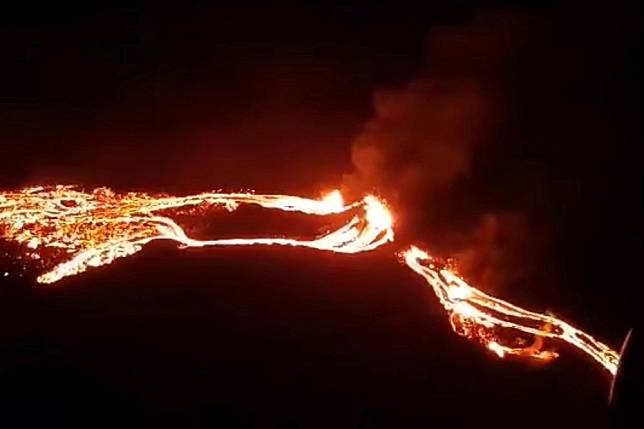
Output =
[
  {"x1": 0, "y1": 186, "x2": 394, "y2": 284},
  {"x1": 402, "y1": 245, "x2": 620, "y2": 375},
  {"x1": 0, "y1": 184, "x2": 621, "y2": 376}
]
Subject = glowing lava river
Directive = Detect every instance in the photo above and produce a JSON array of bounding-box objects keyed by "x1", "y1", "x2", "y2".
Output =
[
  {"x1": 402, "y1": 246, "x2": 620, "y2": 375},
  {"x1": 0, "y1": 186, "x2": 393, "y2": 284},
  {"x1": 0, "y1": 185, "x2": 620, "y2": 376}
]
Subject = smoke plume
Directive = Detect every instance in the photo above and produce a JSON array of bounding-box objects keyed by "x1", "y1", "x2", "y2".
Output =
[
  {"x1": 344, "y1": 14, "x2": 533, "y2": 291},
  {"x1": 346, "y1": 6, "x2": 638, "y2": 300}
]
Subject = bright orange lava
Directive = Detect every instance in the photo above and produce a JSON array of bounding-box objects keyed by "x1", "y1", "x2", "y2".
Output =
[
  {"x1": 0, "y1": 184, "x2": 621, "y2": 376},
  {"x1": 402, "y1": 245, "x2": 620, "y2": 375},
  {"x1": 0, "y1": 186, "x2": 393, "y2": 284}
]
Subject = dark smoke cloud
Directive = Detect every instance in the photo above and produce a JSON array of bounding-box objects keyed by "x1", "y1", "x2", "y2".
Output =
[
  {"x1": 347, "y1": 78, "x2": 493, "y2": 196},
  {"x1": 453, "y1": 213, "x2": 548, "y2": 292},
  {"x1": 344, "y1": 14, "x2": 532, "y2": 291},
  {"x1": 346, "y1": 14, "x2": 518, "y2": 198},
  {"x1": 344, "y1": 9, "x2": 640, "y2": 299}
]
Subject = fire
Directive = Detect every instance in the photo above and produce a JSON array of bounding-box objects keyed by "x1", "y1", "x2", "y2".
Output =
[
  {"x1": 320, "y1": 189, "x2": 344, "y2": 208},
  {"x1": 402, "y1": 245, "x2": 620, "y2": 375},
  {"x1": 0, "y1": 186, "x2": 394, "y2": 284}
]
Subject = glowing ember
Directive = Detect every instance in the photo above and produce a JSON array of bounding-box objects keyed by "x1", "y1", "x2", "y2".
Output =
[
  {"x1": 0, "y1": 186, "x2": 394, "y2": 284},
  {"x1": 402, "y1": 245, "x2": 620, "y2": 375}
]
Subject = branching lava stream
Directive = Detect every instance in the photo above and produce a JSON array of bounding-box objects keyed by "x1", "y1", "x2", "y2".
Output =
[
  {"x1": 402, "y1": 245, "x2": 620, "y2": 375},
  {"x1": 0, "y1": 185, "x2": 621, "y2": 376},
  {"x1": 0, "y1": 186, "x2": 393, "y2": 284}
]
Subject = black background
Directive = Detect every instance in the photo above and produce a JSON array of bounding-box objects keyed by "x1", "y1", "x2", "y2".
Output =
[{"x1": 1, "y1": 2, "x2": 641, "y2": 427}]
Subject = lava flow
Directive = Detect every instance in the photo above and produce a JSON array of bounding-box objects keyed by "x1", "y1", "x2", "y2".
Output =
[
  {"x1": 402, "y1": 245, "x2": 620, "y2": 375},
  {"x1": 0, "y1": 184, "x2": 621, "y2": 376},
  {"x1": 0, "y1": 185, "x2": 393, "y2": 284}
]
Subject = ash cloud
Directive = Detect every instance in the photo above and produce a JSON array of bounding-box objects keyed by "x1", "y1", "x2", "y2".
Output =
[
  {"x1": 346, "y1": 15, "x2": 517, "y2": 198},
  {"x1": 346, "y1": 8, "x2": 639, "y2": 297},
  {"x1": 344, "y1": 14, "x2": 533, "y2": 291}
]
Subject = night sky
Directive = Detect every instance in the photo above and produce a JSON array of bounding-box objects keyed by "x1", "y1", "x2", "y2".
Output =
[{"x1": 1, "y1": 2, "x2": 641, "y2": 427}]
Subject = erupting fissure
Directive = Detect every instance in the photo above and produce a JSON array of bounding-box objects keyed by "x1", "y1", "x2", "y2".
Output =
[
  {"x1": 0, "y1": 186, "x2": 393, "y2": 284},
  {"x1": 0, "y1": 185, "x2": 620, "y2": 375}
]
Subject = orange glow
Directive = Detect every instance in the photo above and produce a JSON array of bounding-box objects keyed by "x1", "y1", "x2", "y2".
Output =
[
  {"x1": 0, "y1": 186, "x2": 393, "y2": 284},
  {"x1": 402, "y1": 245, "x2": 619, "y2": 375},
  {"x1": 0, "y1": 184, "x2": 621, "y2": 376},
  {"x1": 487, "y1": 341, "x2": 507, "y2": 358}
]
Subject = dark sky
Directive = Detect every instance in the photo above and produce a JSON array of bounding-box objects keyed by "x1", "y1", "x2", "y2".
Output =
[{"x1": 0, "y1": 2, "x2": 641, "y2": 427}]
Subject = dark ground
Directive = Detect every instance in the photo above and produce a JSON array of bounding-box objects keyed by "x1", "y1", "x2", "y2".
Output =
[{"x1": 0, "y1": 245, "x2": 617, "y2": 427}]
